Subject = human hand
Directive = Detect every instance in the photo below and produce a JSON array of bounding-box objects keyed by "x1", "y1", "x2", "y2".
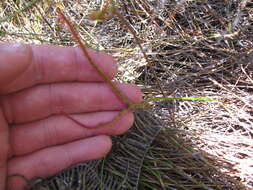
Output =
[{"x1": 0, "y1": 43, "x2": 142, "y2": 190}]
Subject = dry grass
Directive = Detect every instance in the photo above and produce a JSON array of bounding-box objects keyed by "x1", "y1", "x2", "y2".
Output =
[{"x1": 1, "y1": 0, "x2": 253, "y2": 189}]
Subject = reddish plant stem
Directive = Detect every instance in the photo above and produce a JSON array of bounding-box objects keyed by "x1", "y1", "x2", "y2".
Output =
[
  {"x1": 57, "y1": 8, "x2": 132, "y2": 106},
  {"x1": 61, "y1": 108, "x2": 131, "y2": 129},
  {"x1": 56, "y1": 8, "x2": 141, "y2": 129}
]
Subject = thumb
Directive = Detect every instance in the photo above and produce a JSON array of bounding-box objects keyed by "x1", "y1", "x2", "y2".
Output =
[{"x1": 0, "y1": 43, "x2": 31, "y2": 88}]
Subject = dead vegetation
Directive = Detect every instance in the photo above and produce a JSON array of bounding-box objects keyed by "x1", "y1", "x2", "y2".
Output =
[{"x1": 0, "y1": 0, "x2": 253, "y2": 189}]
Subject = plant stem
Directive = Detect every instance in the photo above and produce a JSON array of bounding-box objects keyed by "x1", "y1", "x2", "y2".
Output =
[{"x1": 57, "y1": 8, "x2": 132, "y2": 107}]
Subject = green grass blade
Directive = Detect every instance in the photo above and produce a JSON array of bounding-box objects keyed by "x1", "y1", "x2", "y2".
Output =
[{"x1": 148, "y1": 97, "x2": 218, "y2": 102}]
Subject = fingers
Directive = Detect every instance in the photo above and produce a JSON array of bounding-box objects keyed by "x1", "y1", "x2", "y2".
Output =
[
  {"x1": 0, "y1": 43, "x2": 31, "y2": 88},
  {"x1": 0, "y1": 109, "x2": 9, "y2": 190},
  {"x1": 7, "y1": 135, "x2": 112, "y2": 190},
  {"x1": 10, "y1": 111, "x2": 134, "y2": 156},
  {"x1": 0, "y1": 43, "x2": 117, "y2": 94},
  {"x1": 1, "y1": 83, "x2": 142, "y2": 124}
]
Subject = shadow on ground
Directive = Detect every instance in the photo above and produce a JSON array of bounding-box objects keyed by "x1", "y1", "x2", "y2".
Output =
[{"x1": 29, "y1": 108, "x2": 249, "y2": 190}]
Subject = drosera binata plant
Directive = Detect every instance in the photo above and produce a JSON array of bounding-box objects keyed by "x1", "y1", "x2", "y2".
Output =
[{"x1": 56, "y1": 7, "x2": 148, "y2": 129}]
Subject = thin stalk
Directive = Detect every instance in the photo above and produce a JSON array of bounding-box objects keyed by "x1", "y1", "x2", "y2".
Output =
[
  {"x1": 57, "y1": 8, "x2": 142, "y2": 130},
  {"x1": 57, "y1": 8, "x2": 132, "y2": 106},
  {"x1": 61, "y1": 108, "x2": 131, "y2": 129}
]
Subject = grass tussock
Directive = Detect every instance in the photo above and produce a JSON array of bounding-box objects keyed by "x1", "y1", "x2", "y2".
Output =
[{"x1": 1, "y1": 0, "x2": 253, "y2": 189}]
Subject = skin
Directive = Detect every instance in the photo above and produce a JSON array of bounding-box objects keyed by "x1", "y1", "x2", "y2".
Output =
[{"x1": 0, "y1": 43, "x2": 142, "y2": 190}]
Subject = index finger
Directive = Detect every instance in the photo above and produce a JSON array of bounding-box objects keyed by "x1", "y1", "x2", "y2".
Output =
[{"x1": 0, "y1": 43, "x2": 117, "y2": 94}]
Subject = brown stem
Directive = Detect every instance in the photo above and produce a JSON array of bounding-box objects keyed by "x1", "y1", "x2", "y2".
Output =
[
  {"x1": 57, "y1": 8, "x2": 132, "y2": 106},
  {"x1": 61, "y1": 108, "x2": 130, "y2": 129},
  {"x1": 56, "y1": 8, "x2": 144, "y2": 129}
]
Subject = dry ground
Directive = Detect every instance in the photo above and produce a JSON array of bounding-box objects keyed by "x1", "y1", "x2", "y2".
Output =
[{"x1": 0, "y1": 0, "x2": 252, "y2": 189}]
